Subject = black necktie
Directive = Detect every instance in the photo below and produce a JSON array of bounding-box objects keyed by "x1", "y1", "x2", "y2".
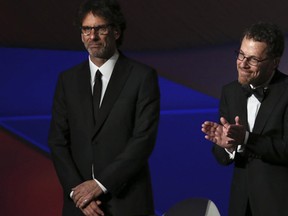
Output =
[
  {"x1": 93, "y1": 70, "x2": 102, "y2": 122},
  {"x1": 242, "y1": 84, "x2": 268, "y2": 102}
]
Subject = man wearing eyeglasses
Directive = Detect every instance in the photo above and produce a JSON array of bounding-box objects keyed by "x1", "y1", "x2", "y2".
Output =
[
  {"x1": 202, "y1": 22, "x2": 288, "y2": 216},
  {"x1": 48, "y1": 0, "x2": 160, "y2": 215}
]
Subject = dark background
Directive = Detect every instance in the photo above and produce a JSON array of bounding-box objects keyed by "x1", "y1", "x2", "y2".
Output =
[{"x1": 1, "y1": 1, "x2": 288, "y2": 215}]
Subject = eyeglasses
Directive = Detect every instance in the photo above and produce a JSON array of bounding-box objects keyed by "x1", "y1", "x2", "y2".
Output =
[
  {"x1": 80, "y1": 24, "x2": 113, "y2": 36},
  {"x1": 235, "y1": 50, "x2": 269, "y2": 66}
]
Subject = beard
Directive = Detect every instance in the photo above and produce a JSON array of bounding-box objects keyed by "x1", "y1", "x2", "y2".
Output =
[
  {"x1": 238, "y1": 75, "x2": 252, "y2": 85},
  {"x1": 237, "y1": 66, "x2": 257, "y2": 85},
  {"x1": 86, "y1": 39, "x2": 116, "y2": 60}
]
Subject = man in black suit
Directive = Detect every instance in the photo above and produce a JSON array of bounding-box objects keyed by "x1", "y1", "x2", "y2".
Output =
[
  {"x1": 202, "y1": 22, "x2": 288, "y2": 216},
  {"x1": 48, "y1": 0, "x2": 160, "y2": 215}
]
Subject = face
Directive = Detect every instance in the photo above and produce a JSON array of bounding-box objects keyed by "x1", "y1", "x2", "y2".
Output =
[
  {"x1": 81, "y1": 12, "x2": 120, "y2": 66},
  {"x1": 237, "y1": 36, "x2": 278, "y2": 86}
]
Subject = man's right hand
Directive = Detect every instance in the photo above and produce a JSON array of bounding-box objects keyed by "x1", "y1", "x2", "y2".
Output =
[
  {"x1": 80, "y1": 200, "x2": 104, "y2": 216},
  {"x1": 201, "y1": 117, "x2": 235, "y2": 150}
]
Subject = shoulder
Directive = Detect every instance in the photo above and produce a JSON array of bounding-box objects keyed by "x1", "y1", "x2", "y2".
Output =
[
  {"x1": 271, "y1": 70, "x2": 288, "y2": 85},
  {"x1": 60, "y1": 60, "x2": 89, "y2": 77},
  {"x1": 54, "y1": 60, "x2": 90, "y2": 87},
  {"x1": 117, "y1": 54, "x2": 156, "y2": 74},
  {"x1": 222, "y1": 80, "x2": 241, "y2": 91},
  {"x1": 219, "y1": 80, "x2": 244, "y2": 101}
]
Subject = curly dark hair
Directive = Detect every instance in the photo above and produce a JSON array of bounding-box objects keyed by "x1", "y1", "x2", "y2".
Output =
[
  {"x1": 77, "y1": 0, "x2": 126, "y2": 47},
  {"x1": 241, "y1": 22, "x2": 285, "y2": 58}
]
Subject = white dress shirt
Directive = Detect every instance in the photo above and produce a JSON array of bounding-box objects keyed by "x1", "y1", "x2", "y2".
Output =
[{"x1": 89, "y1": 51, "x2": 119, "y2": 104}]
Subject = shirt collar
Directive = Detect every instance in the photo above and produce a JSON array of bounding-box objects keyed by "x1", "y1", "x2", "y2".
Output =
[{"x1": 89, "y1": 50, "x2": 119, "y2": 81}]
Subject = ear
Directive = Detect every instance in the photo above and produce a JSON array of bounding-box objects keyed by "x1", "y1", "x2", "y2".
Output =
[
  {"x1": 81, "y1": 33, "x2": 85, "y2": 43},
  {"x1": 113, "y1": 29, "x2": 121, "y2": 40},
  {"x1": 273, "y1": 57, "x2": 280, "y2": 68}
]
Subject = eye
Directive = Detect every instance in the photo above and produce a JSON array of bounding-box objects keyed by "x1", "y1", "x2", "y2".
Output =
[
  {"x1": 82, "y1": 26, "x2": 92, "y2": 31},
  {"x1": 238, "y1": 52, "x2": 245, "y2": 58},
  {"x1": 248, "y1": 57, "x2": 260, "y2": 65},
  {"x1": 80, "y1": 26, "x2": 93, "y2": 35}
]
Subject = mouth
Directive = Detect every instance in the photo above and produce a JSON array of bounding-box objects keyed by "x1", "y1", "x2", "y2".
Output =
[
  {"x1": 238, "y1": 68, "x2": 254, "y2": 84},
  {"x1": 239, "y1": 68, "x2": 251, "y2": 76},
  {"x1": 88, "y1": 42, "x2": 102, "y2": 48}
]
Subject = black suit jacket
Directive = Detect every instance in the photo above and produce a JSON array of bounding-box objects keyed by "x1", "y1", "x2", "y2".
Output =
[
  {"x1": 48, "y1": 54, "x2": 160, "y2": 216},
  {"x1": 213, "y1": 71, "x2": 288, "y2": 216}
]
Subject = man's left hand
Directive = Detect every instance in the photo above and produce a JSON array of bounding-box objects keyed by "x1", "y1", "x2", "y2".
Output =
[{"x1": 225, "y1": 116, "x2": 246, "y2": 146}]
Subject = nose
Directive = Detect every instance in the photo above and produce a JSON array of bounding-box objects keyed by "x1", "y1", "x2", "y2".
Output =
[{"x1": 89, "y1": 29, "x2": 100, "y2": 40}]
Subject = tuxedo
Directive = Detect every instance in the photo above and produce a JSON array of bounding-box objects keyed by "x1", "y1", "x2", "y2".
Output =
[
  {"x1": 48, "y1": 53, "x2": 160, "y2": 216},
  {"x1": 213, "y1": 70, "x2": 288, "y2": 216}
]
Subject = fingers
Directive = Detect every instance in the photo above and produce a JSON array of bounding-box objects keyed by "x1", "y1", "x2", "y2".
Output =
[
  {"x1": 202, "y1": 121, "x2": 220, "y2": 142},
  {"x1": 201, "y1": 121, "x2": 212, "y2": 129},
  {"x1": 80, "y1": 198, "x2": 90, "y2": 209},
  {"x1": 72, "y1": 180, "x2": 99, "y2": 208},
  {"x1": 201, "y1": 121, "x2": 218, "y2": 133},
  {"x1": 202, "y1": 117, "x2": 245, "y2": 149},
  {"x1": 72, "y1": 190, "x2": 93, "y2": 209},
  {"x1": 81, "y1": 200, "x2": 104, "y2": 216},
  {"x1": 235, "y1": 116, "x2": 241, "y2": 125},
  {"x1": 203, "y1": 117, "x2": 232, "y2": 130},
  {"x1": 71, "y1": 189, "x2": 85, "y2": 208},
  {"x1": 78, "y1": 195, "x2": 95, "y2": 209},
  {"x1": 204, "y1": 134, "x2": 216, "y2": 143},
  {"x1": 220, "y1": 117, "x2": 230, "y2": 128}
]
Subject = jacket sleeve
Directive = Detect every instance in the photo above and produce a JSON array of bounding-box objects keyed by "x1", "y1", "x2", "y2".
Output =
[
  {"x1": 48, "y1": 73, "x2": 83, "y2": 196},
  {"x1": 212, "y1": 86, "x2": 234, "y2": 166}
]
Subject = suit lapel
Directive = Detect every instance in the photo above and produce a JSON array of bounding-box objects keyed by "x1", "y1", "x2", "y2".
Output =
[
  {"x1": 92, "y1": 55, "x2": 131, "y2": 137},
  {"x1": 77, "y1": 61, "x2": 95, "y2": 131},
  {"x1": 253, "y1": 71, "x2": 287, "y2": 134},
  {"x1": 234, "y1": 82, "x2": 249, "y2": 129},
  {"x1": 239, "y1": 94, "x2": 249, "y2": 130}
]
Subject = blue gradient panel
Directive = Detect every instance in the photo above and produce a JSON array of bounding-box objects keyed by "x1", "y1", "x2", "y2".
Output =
[
  {"x1": 0, "y1": 47, "x2": 86, "y2": 116},
  {"x1": 0, "y1": 47, "x2": 232, "y2": 216}
]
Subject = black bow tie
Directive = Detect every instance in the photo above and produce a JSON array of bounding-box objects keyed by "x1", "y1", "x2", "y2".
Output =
[{"x1": 242, "y1": 85, "x2": 268, "y2": 102}]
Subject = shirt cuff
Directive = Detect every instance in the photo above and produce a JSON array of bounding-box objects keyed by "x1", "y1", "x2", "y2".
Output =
[
  {"x1": 225, "y1": 131, "x2": 249, "y2": 159},
  {"x1": 94, "y1": 178, "x2": 108, "y2": 194},
  {"x1": 244, "y1": 131, "x2": 249, "y2": 144},
  {"x1": 70, "y1": 179, "x2": 107, "y2": 199},
  {"x1": 225, "y1": 148, "x2": 236, "y2": 159}
]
